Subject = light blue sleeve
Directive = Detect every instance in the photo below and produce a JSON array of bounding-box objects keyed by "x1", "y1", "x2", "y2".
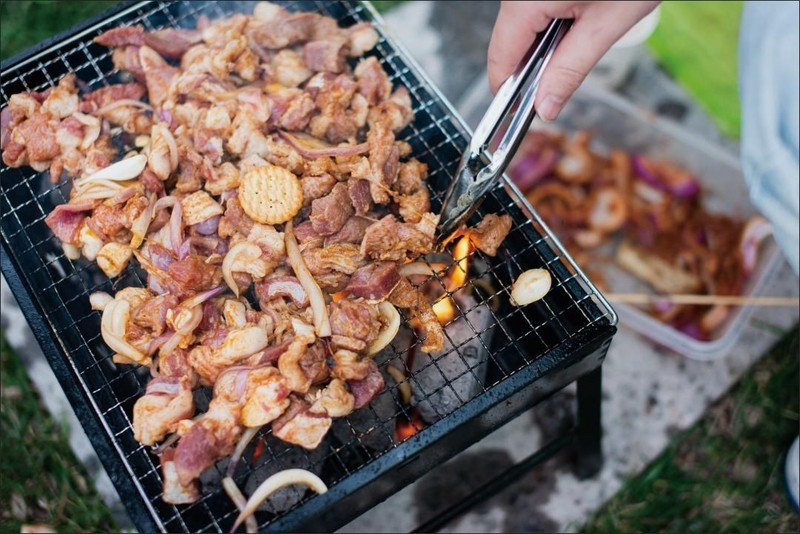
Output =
[{"x1": 738, "y1": 1, "x2": 799, "y2": 274}]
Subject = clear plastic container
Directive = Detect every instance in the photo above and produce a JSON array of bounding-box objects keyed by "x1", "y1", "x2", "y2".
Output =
[{"x1": 457, "y1": 79, "x2": 782, "y2": 361}]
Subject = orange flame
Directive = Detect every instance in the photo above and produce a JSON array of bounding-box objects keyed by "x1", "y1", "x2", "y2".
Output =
[
  {"x1": 252, "y1": 437, "x2": 266, "y2": 462},
  {"x1": 432, "y1": 236, "x2": 472, "y2": 324},
  {"x1": 432, "y1": 295, "x2": 456, "y2": 323},
  {"x1": 449, "y1": 236, "x2": 471, "y2": 291},
  {"x1": 395, "y1": 409, "x2": 424, "y2": 441}
]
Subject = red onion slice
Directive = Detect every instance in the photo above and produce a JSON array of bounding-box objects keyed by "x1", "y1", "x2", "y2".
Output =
[
  {"x1": 278, "y1": 130, "x2": 369, "y2": 159},
  {"x1": 676, "y1": 320, "x2": 705, "y2": 341},
  {"x1": 631, "y1": 155, "x2": 700, "y2": 199},
  {"x1": 1, "y1": 106, "x2": 12, "y2": 147},
  {"x1": 510, "y1": 149, "x2": 559, "y2": 193},
  {"x1": 146, "y1": 377, "x2": 182, "y2": 396},
  {"x1": 193, "y1": 215, "x2": 220, "y2": 236},
  {"x1": 147, "y1": 331, "x2": 174, "y2": 356}
]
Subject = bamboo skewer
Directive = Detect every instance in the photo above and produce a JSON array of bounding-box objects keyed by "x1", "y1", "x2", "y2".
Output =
[{"x1": 606, "y1": 293, "x2": 800, "y2": 307}]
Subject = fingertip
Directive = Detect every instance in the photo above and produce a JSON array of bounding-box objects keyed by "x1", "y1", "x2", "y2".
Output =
[{"x1": 537, "y1": 94, "x2": 564, "y2": 122}]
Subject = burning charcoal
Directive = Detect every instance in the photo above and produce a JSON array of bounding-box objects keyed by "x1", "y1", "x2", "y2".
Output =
[
  {"x1": 243, "y1": 436, "x2": 328, "y2": 514},
  {"x1": 332, "y1": 358, "x2": 406, "y2": 452},
  {"x1": 411, "y1": 293, "x2": 494, "y2": 424}
]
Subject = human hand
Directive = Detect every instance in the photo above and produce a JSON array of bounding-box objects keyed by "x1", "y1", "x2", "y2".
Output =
[{"x1": 488, "y1": 1, "x2": 660, "y2": 121}]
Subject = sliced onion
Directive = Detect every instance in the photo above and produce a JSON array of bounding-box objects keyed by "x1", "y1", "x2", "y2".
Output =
[
  {"x1": 367, "y1": 301, "x2": 400, "y2": 356},
  {"x1": 74, "y1": 154, "x2": 147, "y2": 188},
  {"x1": 397, "y1": 262, "x2": 447, "y2": 278},
  {"x1": 285, "y1": 221, "x2": 330, "y2": 338},
  {"x1": 158, "y1": 288, "x2": 223, "y2": 357},
  {"x1": 222, "y1": 477, "x2": 259, "y2": 534},
  {"x1": 194, "y1": 214, "x2": 220, "y2": 235},
  {"x1": 259, "y1": 276, "x2": 308, "y2": 307},
  {"x1": 72, "y1": 180, "x2": 130, "y2": 201},
  {"x1": 73, "y1": 112, "x2": 101, "y2": 150},
  {"x1": 93, "y1": 98, "x2": 154, "y2": 116},
  {"x1": 160, "y1": 306, "x2": 203, "y2": 357},
  {"x1": 385, "y1": 364, "x2": 411, "y2": 405},
  {"x1": 231, "y1": 469, "x2": 328, "y2": 532},
  {"x1": 89, "y1": 291, "x2": 114, "y2": 311},
  {"x1": 101, "y1": 300, "x2": 147, "y2": 364},
  {"x1": 147, "y1": 331, "x2": 173, "y2": 356},
  {"x1": 510, "y1": 149, "x2": 559, "y2": 193},
  {"x1": 131, "y1": 193, "x2": 157, "y2": 249},
  {"x1": 631, "y1": 155, "x2": 700, "y2": 199},
  {"x1": 170, "y1": 198, "x2": 183, "y2": 256},
  {"x1": 677, "y1": 321, "x2": 704, "y2": 341},
  {"x1": 156, "y1": 123, "x2": 179, "y2": 171},
  {"x1": 153, "y1": 432, "x2": 180, "y2": 456},
  {"x1": 154, "y1": 195, "x2": 177, "y2": 212},
  {"x1": 633, "y1": 181, "x2": 666, "y2": 205},
  {"x1": 653, "y1": 299, "x2": 675, "y2": 314},
  {"x1": 278, "y1": 130, "x2": 369, "y2": 159},
  {"x1": 226, "y1": 426, "x2": 262, "y2": 478},
  {"x1": 145, "y1": 377, "x2": 182, "y2": 396},
  {"x1": 180, "y1": 286, "x2": 225, "y2": 310},
  {"x1": 740, "y1": 215, "x2": 772, "y2": 274},
  {"x1": 222, "y1": 242, "x2": 266, "y2": 296}
]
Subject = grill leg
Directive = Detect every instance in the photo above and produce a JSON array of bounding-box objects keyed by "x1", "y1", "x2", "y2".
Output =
[{"x1": 575, "y1": 367, "x2": 603, "y2": 478}]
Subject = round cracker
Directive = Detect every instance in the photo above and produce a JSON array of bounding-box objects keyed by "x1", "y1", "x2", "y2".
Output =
[{"x1": 239, "y1": 164, "x2": 303, "y2": 225}]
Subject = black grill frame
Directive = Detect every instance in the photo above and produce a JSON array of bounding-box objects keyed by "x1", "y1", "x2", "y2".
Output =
[{"x1": 0, "y1": 1, "x2": 617, "y2": 532}]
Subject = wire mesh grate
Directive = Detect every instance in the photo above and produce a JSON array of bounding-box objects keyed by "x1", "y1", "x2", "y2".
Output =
[{"x1": 0, "y1": 1, "x2": 615, "y2": 532}]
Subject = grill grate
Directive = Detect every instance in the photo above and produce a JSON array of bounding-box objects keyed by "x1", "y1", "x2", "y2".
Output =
[{"x1": 0, "y1": 1, "x2": 616, "y2": 532}]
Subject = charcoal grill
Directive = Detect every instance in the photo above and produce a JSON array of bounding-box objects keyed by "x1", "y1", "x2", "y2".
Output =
[{"x1": 0, "y1": 1, "x2": 617, "y2": 532}]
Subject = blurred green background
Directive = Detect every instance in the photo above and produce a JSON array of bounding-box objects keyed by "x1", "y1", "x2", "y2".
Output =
[
  {"x1": 1, "y1": 1, "x2": 795, "y2": 533},
  {"x1": 0, "y1": 0, "x2": 744, "y2": 138}
]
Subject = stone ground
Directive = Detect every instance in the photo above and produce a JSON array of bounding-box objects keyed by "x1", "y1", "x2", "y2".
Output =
[{"x1": 1, "y1": 1, "x2": 797, "y2": 532}]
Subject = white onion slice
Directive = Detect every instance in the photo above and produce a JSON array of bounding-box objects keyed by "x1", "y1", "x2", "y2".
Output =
[
  {"x1": 366, "y1": 301, "x2": 400, "y2": 356},
  {"x1": 130, "y1": 193, "x2": 157, "y2": 249},
  {"x1": 93, "y1": 98, "x2": 154, "y2": 115},
  {"x1": 226, "y1": 426, "x2": 262, "y2": 478},
  {"x1": 153, "y1": 123, "x2": 179, "y2": 172},
  {"x1": 74, "y1": 154, "x2": 146, "y2": 188},
  {"x1": 231, "y1": 469, "x2": 328, "y2": 532},
  {"x1": 90, "y1": 291, "x2": 114, "y2": 311},
  {"x1": 385, "y1": 364, "x2": 411, "y2": 405},
  {"x1": 285, "y1": 221, "x2": 330, "y2": 338},
  {"x1": 222, "y1": 242, "x2": 265, "y2": 296},
  {"x1": 154, "y1": 196, "x2": 177, "y2": 212},
  {"x1": 101, "y1": 300, "x2": 147, "y2": 364},
  {"x1": 398, "y1": 262, "x2": 447, "y2": 278},
  {"x1": 73, "y1": 112, "x2": 101, "y2": 150},
  {"x1": 223, "y1": 477, "x2": 259, "y2": 534}
]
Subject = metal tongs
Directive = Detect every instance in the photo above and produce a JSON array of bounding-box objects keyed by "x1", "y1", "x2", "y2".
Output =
[{"x1": 435, "y1": 18, "x2": 573, "y2": 247}]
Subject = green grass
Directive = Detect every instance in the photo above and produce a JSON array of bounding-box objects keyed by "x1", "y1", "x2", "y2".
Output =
[
  {"x1": 0, "y1": 0, "x2": 405, "y2": 61},
  {"x1": 646, "y1": 1, "x2": 744, "y2": 139},
  {"x1": 583, "y1": 327, "x2": 800, "y2": 533},
  {"x1": 0, "y1": 330, "x2": 117, "y2": 533},
  {"x1": 370, "y1": 1, "x2": 406, "y2": 14},
  {"x1": 0, "y1": 1, "x2": 119, "y2": 61}
]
